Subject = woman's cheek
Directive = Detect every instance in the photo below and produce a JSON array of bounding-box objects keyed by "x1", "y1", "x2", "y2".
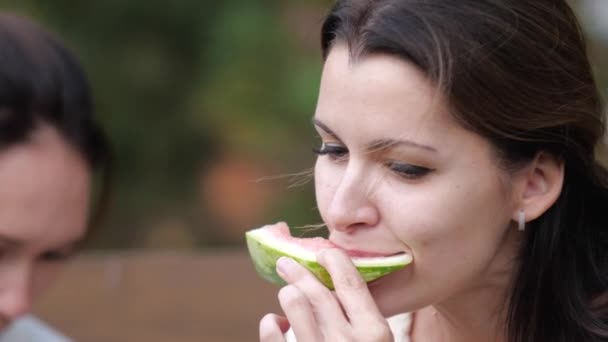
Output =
[{"x1": 314, "y1": 160, "x2": 337, "y2": 217}]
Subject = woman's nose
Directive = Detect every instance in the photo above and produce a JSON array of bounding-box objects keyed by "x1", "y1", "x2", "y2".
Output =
[
  {"x1": 0, "y1": 266, "x2": 33, "y2": 323},
  {"x1": 325, "y1": 167, "x2": 380, "y2": 233}
]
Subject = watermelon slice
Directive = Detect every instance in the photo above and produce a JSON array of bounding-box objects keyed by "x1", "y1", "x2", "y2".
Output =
[{"x1": 245, "y1": 222, "x2": 412, "y2": 289}]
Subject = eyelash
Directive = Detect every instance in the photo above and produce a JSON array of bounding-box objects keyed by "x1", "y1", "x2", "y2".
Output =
[
  {"x1": 0, "y1": 248, "x2": 73, "y2": 264},
  {"x1": 312, "y1": 143, "x2": 348, "y2": 161},
  {"x1": 313, "y1": 143, "x2": 433, "y2": 179},
  {"x1": 385, "y1": 161, "x2": 432, "y2": 179},
  {"x1": 39, "y1": 250, "x2": 74, "y2": 263}
]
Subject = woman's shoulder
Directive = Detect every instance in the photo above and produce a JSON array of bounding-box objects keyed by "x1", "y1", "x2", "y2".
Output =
[{"x1": 0, "y1": 315, "x2": 72, "y2": 342}]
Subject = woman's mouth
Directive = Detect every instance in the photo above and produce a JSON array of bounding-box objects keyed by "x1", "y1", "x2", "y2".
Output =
[
  {"x1": 327, "y1": 239, "x2": 411, "y2": 264},
  {"x1": 329, "y1": 242, "x2": 406, "y2": 258},
  {"x1": 344, "y1": 249, "x2": 406, "y2": 258}
]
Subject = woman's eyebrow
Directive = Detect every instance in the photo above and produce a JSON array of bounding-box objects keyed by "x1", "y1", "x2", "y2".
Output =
[
  {"x1": 0, "y1": 234, "x2": 23, "y2": 247},
  {"x1": 312, "y1": 118, "x2": 341, "y2": 141},
  {"x1": 54, "y1": 236, "x2": 86, "y2": 251},
  {"x1": 313, "y1": 117, "x2": 436, "y2": 153},
  {"x1": 367, "y1": 138, "x2": 437, "y2": 153}
]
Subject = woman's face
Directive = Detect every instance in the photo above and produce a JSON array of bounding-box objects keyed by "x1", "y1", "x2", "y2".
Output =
[
  {"x1": 313, "y1": 45, "x2": 522, "y2": 316},
  {"x1": 0, "y1": 125, "x2": 90, "y2": 327}
]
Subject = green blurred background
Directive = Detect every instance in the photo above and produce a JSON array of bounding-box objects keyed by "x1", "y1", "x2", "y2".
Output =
[{"x1": 0, "y1": 0, "x2": 606, "y2": 251}]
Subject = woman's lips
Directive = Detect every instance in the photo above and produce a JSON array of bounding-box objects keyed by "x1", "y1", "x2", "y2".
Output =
[
  {"x1": 344, "y1": 249, "x2": 400, "y2": 257},
  {"x1": 329, "y1": 242, "x2": 404, "y2": 258}
]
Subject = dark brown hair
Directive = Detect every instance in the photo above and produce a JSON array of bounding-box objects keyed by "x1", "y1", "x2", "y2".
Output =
[
  {"x1": 320, "y1": 0, "x2": 608, "y2": 341},
  {"x1": 0, "y1": 13, "x2": 112, "y2": 232}
]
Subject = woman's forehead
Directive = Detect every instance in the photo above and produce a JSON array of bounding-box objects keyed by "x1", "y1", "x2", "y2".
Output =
[{"x1": 316, "y1": 46, "x2": 457, "y2": 143}]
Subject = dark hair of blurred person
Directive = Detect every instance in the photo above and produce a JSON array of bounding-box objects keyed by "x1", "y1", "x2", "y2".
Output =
[{"x1": 0, "y1": 12, "x2": 111, "y2": 341}]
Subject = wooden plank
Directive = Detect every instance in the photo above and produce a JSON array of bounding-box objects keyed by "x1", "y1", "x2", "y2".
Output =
[{"x1": 32, "y1": 250, "x2": 282, "y2": 342}]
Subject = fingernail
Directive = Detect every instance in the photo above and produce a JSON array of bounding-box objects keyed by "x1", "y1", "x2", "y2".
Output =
[{"x1": 276, "y1": 257, "x2": 295, "y2": 275}]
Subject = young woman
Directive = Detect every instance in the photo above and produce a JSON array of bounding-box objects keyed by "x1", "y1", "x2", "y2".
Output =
[
  {"x1": 0, "y1": 13, "x2": 111, "y2": 341},
  {"x1": 260, "y1": 1, "x2": 608, "y2": 341}
]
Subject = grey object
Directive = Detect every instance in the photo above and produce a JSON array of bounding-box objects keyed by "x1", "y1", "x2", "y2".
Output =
[{"x1": 0, "y1": 316, "x2": 72, "y2": 342}]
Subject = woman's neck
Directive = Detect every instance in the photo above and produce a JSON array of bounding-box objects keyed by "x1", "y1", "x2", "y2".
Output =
[
  {"x1": 409, "y1": 228, "x2": 520, "y2": 342},
  {"x1": 411, "y1": 290, "x2": 508, "y2": 342}
]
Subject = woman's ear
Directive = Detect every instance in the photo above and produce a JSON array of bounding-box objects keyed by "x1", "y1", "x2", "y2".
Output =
[{"x1": 512, "y1": 152, "x2": 564, "y2": 223}]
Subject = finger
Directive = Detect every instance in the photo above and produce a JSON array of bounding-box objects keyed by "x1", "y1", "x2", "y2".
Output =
[
  {"x1": 277, "y1": 284, "x2": 323, "y2": 342},
  {"x1": 259, "y1": 313, "x2": 289, "y2": 342},
  {"x1": 276, "y1": 257, "x2": 347, "y2": 326},
  {"x1": 316, "y1": 249, "x2": 384, "y2": 323}
]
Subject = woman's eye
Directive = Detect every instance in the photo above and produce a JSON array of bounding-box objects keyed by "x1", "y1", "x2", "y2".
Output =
[
  {"x1": 387, "y1": 161, "x2": 432, "y2": 179},
  {"x1": 39, "y1": 250, "x2": 73, "y2": 263},
  {"x1": 313, "y1": 143, "x2": 349, "y2": 161}
]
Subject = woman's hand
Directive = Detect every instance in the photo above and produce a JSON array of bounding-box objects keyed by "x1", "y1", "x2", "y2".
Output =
[{"x1": 259, "y1": 249, "x2": 393, "y2": 341}]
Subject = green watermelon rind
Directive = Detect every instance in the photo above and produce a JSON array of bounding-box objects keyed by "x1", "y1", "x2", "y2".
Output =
[{"x1": 246, "y1": 229, "x2": 412, "y2": 290}]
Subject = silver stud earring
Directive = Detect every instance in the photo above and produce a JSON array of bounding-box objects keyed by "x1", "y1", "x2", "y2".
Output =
[{"x1": 518, "y1": 209, "x2": 526, "y2": 231}]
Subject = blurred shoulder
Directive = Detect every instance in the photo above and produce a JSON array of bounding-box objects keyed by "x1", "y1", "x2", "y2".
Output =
[{"x1": 0, "y1": 315, "x2": 72, "y2": 342}]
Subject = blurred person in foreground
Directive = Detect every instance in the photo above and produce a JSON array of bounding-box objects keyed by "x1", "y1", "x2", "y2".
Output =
[
  {"x1": 0, "y1": 13, "x2": 111, "y2": 341},
  {"x1": 259, "y1": 0, "x2": 608, "y2": 341}
]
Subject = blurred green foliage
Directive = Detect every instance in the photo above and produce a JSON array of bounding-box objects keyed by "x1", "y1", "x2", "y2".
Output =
[
  {"x1": 0, "y1": 1, "x2": 605, "y2": 250},
  {"x1": 0, "y1": 0, "x2": 333, "y2": 249}
]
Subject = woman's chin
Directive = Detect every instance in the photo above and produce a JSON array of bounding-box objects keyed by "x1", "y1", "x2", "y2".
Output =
[{"x1": 368, "y1": 267, "x2": 416, "y2": 317}]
